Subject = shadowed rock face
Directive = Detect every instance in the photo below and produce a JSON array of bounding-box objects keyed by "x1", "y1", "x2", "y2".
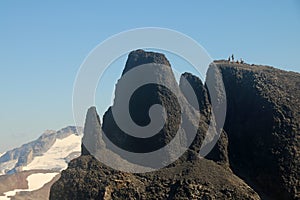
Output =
[
  {"x1": 179, "y1": 72, "x2": 229, "y2": 166},
  {"x1": 50, "y1": 52, "x2": 299, "y2": 200},
  {"x1": 215, "y1": 61, "x2": 300, "y2": 200},
  {"x1": 102, "y1": 49, "x2": 202, "y2": 168},
  {"x1": 104, "y1": 50, "x2": 180, "y2": 162},
  {"x1": 180, "y1": 72, "x2": 210, "y2": 116},
  {"x1": 181, "y1": 62, "x2": 300, "y2": 199}
]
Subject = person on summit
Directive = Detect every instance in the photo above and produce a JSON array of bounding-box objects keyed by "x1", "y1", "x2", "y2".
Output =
[{"x1": 231, "y1": 54, "x2": 234, "y2": 61}]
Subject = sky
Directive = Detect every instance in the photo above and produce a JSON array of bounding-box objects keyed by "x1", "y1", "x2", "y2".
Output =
[{"x1": 0, "y1": 0, "x2": 299, "y2": 152}]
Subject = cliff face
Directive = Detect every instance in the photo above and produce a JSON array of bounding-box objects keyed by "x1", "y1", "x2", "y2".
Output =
[
  {"x1": 103, "y1": 50, "x2": 181, "y2": 155},
  {"x1": 179, "y1": 72, "x2": 229, "y2": 166},
  {"x1": 50, "y1": 52, "x2": 299, "y2": 200},
  {"x1": 215, "y1": 61, "x2": 300, "y2": 199},
  {"x1": 102, "y1": 50, "x2": 205, "y2": 169}
]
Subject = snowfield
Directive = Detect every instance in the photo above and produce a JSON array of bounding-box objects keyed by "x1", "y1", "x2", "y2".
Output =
[
  {"x1": 27, "y1": 173, "x2": 59, "y2": 190},
  {"x1": 0, "y1": 126, "x2": 82, "y2": 176},
  {"x1": 0, "y1": 172, "x2": 59, "y2": 200},
  {"x1": 23, "y1": 134, "x2": 82, "y2": 171}
]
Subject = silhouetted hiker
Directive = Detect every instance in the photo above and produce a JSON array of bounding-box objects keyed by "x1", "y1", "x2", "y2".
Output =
[
  {"x1": 228, "y1": 56, "x2": 231, "y2": 62},
  {"x1": 231, "y1": 54, "x2": 234, "y2": 61},
  {"x1": 240, "y1": 58, "x2": 244, "y2": 64}
]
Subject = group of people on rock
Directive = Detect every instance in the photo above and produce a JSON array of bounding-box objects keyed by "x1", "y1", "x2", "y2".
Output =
[{"x1": 228, "y1": 54, "x2": 244, "y2": 64}]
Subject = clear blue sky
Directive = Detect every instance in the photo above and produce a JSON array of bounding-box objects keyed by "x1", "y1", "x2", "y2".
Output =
[{"x1": 0, "y1": 1, "x2": 299, "y2": 152}]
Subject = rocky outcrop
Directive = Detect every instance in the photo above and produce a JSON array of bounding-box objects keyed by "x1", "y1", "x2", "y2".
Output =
[
  {"x1": 179, "y1": 62, "x2": 300, "y2": 200},
  {"x1": 179, "y1": 72, "x2": 211, "y2": 116},
  {"x1": 215, "y1": 61, "x2": 300, "y2": 200},
  {"x1": 102, "y1": 50, "x2": 201, "y2": 168},
  {"x1": 179, "y1": 72, "x2": 229, "y2": 166},
  {"x1": 122, "y1": 49, "x2": 171, "y2": 75},
  {"x1": 50, "y1": 52, "x2": 300, "y2": 200},
  {"x1": 50, "y1": 155, "x2": 259, "y2": 200}
]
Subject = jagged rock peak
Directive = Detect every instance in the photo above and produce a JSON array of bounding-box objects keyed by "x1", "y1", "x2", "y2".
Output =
[
  {"x1": 81, "y1": 106, "x2": 102, "y2": 156},
  {"x1": 180, "y1": 72, "x2": 210, "y2": 112},
  {"x1": 122, "y1": 49, "x2": 171, "y2": 75},
  {"x1": 86, "y1": 106, "x2": 98, "y2": 118}
]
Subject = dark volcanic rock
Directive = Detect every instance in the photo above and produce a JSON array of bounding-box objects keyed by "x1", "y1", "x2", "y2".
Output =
[
  {"x1": 50, "y1": 52, "x2": 300, "y2": 200},
  {"x1": 215, "y1": 61, "x2": 300, "y2": 200},
  {"x1": 102, "y1": 49, "x2": 200, "y2": 168},
  {"x1": 179, "y1": 72, "x2": 229, "y2": 166},
  {"x1": 104, "y1": 50, "x2": 179, "y2": 153},
  {"x1": 122, "y1": 49, "x2": 171, "y2": 75},
  {"x1": 50, "y1": 155, "x2": 259, "y2": 200},
  {"x1": 180, "y1": 72, "x2": 211, "y2": 116}
]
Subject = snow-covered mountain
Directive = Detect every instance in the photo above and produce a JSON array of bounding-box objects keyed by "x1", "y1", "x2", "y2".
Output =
[
  {"x1": 0, "y1": 126, "x2": 83, "y2": 175},
  {"x1": 0, "y1": 126, "x2": 83, "y2": 200}
]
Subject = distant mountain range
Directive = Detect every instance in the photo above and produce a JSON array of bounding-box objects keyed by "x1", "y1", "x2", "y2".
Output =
[
  {"x1": 0, "y1": 126, "x2": 82, "y2": 175},
  {"x1": 0, "y1": 126, "x2": 83, "y2": 175},
  {"x1": 0, "y1": 126, "x2": 83, "y2": 200}
]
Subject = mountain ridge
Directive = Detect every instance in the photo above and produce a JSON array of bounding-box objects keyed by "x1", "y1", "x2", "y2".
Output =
[
  {"x1": 0, "y1": 126, "x2": 83, "y2": 200},
  {"x1": 50, "y1": 50, "x2": 300, "y2": 199},
  {"x1": 0, "y1": 126, "x2": 83, "y2": 175}
]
